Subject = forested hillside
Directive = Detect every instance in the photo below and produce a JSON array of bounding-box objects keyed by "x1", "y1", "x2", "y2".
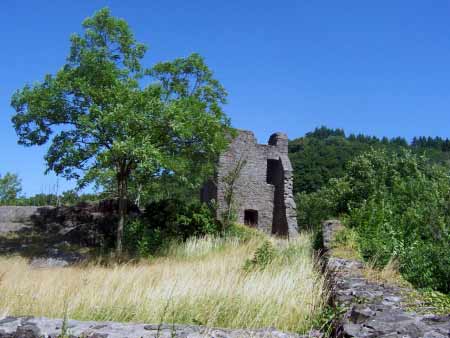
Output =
[
  {"x1": 289, "y1": 126, "x2": 450, "y2": 194},
  {"x1": 290, "y1": 126, "x2": 450, "y2": 294}
]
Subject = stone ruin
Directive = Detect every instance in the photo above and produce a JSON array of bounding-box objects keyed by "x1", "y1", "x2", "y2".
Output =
[{"x1": 201, "y1": 129, "x2": 298, "y2": 237}]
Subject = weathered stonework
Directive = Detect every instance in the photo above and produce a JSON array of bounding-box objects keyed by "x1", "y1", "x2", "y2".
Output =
[
  {"x1": 0, "y1": 316, "x2": 307, "y2": 338},
  {"x1": 322, "y1": 220, "x2": 450, "y2": 338},
  {"x1": 201, "y1": 130, "x2": 298, "y2": 237}
]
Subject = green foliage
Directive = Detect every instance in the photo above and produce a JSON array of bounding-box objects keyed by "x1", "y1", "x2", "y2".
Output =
[
  {"x1": 296, "y1": 190, "x2": 333, "y2": 230},
  {"x1": 223, "y1": 223, "x2": 263, "y2": 242},
  {"x1": 59, "y1": 190, "x2": 103, "y2": 205},
  {"x1": 400, "y1": 240, "x2": 450, "y2": 293},
  {"x1": 124, "y1": 200, "x2": 219, "y2": 256},
  {"x1": 289, "y1": 126, "x2": 409, "y2": 194},
  {"x1": 0, "y1": 172, "x2": 103, "y2": 207},
  {"x1": 0, "y1": 188, "x2": 103, "y2": 207},
  {"x1": 405, "y1": 288, "x2": 450, "y2": 315},
  {"x1": 412, "y1": 136, "x2": 450, "y2": 164},
  {"x1": 243, "y1": 240, "x2": 276, "y2": 271},
  {"x1": 20, "y1": 193, "x2": 59, "y2": 206},
  {"x1": 0, "y1": 172, "x2": 22, "y2": 203},
  {"x1": 340, "y1": 150, "x2": 450, "y2": 292},
  {"x1": 419, "y1": 290, "x2": 450, "y2": 314},
  {"x1": 221, "y1": 156, "x2": 247, "y2": 230},
  {"x1": 289, "y1": 126, "x2": 450, "y2": 196},
  {"x1": 332, "y1": 227, "x2": 358, "y2": 249},
  {"x1": 11, "y1": 8, "x2": 230, "y2": 253},
  {"x1": 124, "y1": 219, "x2": 162, "y2": 257},
  {"x1": 297, "y1": 148, "x2": 450, "y2": 293},
  {"x1": 328, "y1": 227, "x2": 362, "y2": 260},
  {"x1": 310, "y1": 305, "x2": 346, "y2": 336}
]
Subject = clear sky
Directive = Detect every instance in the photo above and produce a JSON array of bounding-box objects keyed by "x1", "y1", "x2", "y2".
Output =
[{"x1": 2, "y1": 1, "x2": 450, "y2": 195}]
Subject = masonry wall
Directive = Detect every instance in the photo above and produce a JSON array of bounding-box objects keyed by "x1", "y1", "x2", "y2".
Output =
[{"x1": 203, "y1": 130, "x2": 298, "y2": 237}]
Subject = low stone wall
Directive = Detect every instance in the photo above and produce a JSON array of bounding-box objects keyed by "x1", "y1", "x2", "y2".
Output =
[
  {"x1": 323, "y1": 220, "x2": 450, "y2": 338},
  {"x1": 0, "y1": 206, "x2": 47, "y2": 223},
  {"x1": 0, "y1": 316, "x2": 305, "y2": 338},
  {"x1": 0, "y1": 206, "x2": 50, "y2": 233},
  {"x1": 0, "y1": 203, "x2": 136, "y2": 247}
]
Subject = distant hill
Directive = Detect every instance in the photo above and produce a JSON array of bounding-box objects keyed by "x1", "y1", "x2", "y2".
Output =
[{"x1": 288, "y1": 126, "x2": 450, "y2": 194}]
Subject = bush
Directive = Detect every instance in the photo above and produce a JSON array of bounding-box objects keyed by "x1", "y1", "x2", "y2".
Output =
[
  {"x1": 401, "y1": 239, "x2": 450, "y2": 293},
  {"x1": 124, "y1": 219, "x2": 165, "y2": 256},
  {"x1": 297, "y1": 148, "x2": 450, "y2": 293},
  {"x1": 296, "y1": 190, "x2": 333, "y2": 230},
  {"x1": 243, "y1": 240, "x2": 276, "y2": 271},
  {"x1": 345, "y1": 198, "x2": 395, "y2": 266},
  {"x1": 124, "y1": 199, "x2": 220, "y2": 256}
]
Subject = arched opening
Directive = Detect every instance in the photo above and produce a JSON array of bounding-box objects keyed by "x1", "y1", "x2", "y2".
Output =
[{"x1": 244, "y1": 209, "x2": 258, "y2": 227}]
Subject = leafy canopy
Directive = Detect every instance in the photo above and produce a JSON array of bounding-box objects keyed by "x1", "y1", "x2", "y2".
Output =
[{"x1": 11, "y1": 7, "x2": 230, "y2": 191}]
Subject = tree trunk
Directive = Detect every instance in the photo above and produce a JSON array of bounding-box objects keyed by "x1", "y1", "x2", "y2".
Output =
[
  {"x1": 134, "y1": 183, "x2": 142, "y2": 209},
  {"x1": 116, "y1": 174, "x2": 128, "y2": 256}
]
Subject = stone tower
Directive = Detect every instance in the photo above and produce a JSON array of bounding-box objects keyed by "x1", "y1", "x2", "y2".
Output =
[{"x1": 201, "y1": 130, "x2": 298, "y2": 237}]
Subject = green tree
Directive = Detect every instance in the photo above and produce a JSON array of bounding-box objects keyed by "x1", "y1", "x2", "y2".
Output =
[
  {"x1": 0, "y1": 172, "x2": 22, "y2": 203},
  {"x1": 11, "y1": 8, "x2": 230, "y2": 254}
]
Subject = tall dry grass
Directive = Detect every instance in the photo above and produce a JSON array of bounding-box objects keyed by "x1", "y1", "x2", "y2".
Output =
[{"x1": 0, "y1": 233, "x2": 326, "y2": 333}]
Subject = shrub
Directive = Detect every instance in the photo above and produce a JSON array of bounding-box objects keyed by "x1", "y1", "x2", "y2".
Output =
[
  {"x1": 243, "y1": 240, "x2": 276, "y2": 271},
  {"x1": 297, "y1": 148, "x2": 450, "y2": 293},
  {"x1": 400, "y1": 239, "x2": 450, "y2": 293},
  {"x1": 142, "y1": 199, "x2": 220, "y2": 238},
  {"x1": 124, "y1": 199, "x2": 220, "y2": 256},
  {"x1": 345, "y1": 198, "x2": 396, "y2": 267},
  {"x1": 124, "y1": 219, "x2": 165, "y2": 256},
  {"x1": 345, "y1": 150, "x2": 450, "y2": 293},
  {"x1": 296, "y1": 190, "x2": 333, "y2": 230}
]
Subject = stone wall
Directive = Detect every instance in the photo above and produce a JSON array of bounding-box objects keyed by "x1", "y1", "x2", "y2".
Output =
[
  {"x1": 202, "y1": 130, "x2": 298, "y2": 237},
  {"x1": 0, "y1": 206, "x2": 51, "y2": 233},
  {"x1": 0, "y1": 206, "x2": 45, "y2": 223},
  {"x1": 279, "y1": 154, "x2": 298, "y2": 237},
  {"x1": 0, "y1": 316, "x2": 306, "y2": 338},
  {"x1": 322, "y1": 220, "x2": 450, "y2": 338},
  {"x1": 0, "y1": 203, "x2": 138, "y2": 247}
]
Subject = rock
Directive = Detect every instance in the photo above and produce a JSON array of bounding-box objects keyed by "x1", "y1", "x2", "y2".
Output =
[
  {"x1": 29, "y1": 248, "x2": 86, "y2": 268},
  {"x1": 0, "y1": 206, "x2": 43, "y2": 223},
  {"x1": 348, "y1": 306, "x2": 376, "y2": 324},
  {"x1": 29, "y1": 257, "x2": 70, "y2": 268},
  {"x1": 322, "y1": 219, "x2": 344, "y2": 250},
  {"x1": 0, "y1": 316, "x2": 308, "y2": 338},
  {"x1": 324, "y1": 222, "x2": 450, "y2": 338},
  {"x1": 0, "y1": 221, "x2": 31, "y2": 234},
  {"x1": 0, "y1": 203, "x2": 140, "y2": 248},
  {"x1": 423, "y1": 331, "x2": 449, "y2": 338},
  {"x1": 15, "y1": 323, "x2": 41, "y2": 338}
]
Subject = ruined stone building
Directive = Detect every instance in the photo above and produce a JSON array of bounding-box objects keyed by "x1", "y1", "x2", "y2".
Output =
[{"x1": 201, "y1": 130, "x2": 298, "y2": 237}]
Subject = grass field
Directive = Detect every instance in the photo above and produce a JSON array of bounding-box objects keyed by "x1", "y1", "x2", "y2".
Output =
[{"x1": 0, "y1": 231, "x2": 326, "y2": 333}]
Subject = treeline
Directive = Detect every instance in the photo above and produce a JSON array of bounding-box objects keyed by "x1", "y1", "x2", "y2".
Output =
[
  {"x1": 412, "y1": 136, "x2": 450, "y2": 151},
  {"x1": 0, "y1": 172, "x2": 103, "y2": 206},
  {"x1": 289, "y1": 126, "x2": 450, "y2": 194}
]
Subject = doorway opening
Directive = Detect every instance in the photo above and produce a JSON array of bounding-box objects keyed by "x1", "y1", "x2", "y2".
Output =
[{"x1": 244, "y1": 209, "x2": 258, "y2": 227}]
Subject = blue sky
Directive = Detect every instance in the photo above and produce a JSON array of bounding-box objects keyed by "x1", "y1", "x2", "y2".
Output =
[{"x1": 2, "y1": 1, "x2": 450, "y2": 195}]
